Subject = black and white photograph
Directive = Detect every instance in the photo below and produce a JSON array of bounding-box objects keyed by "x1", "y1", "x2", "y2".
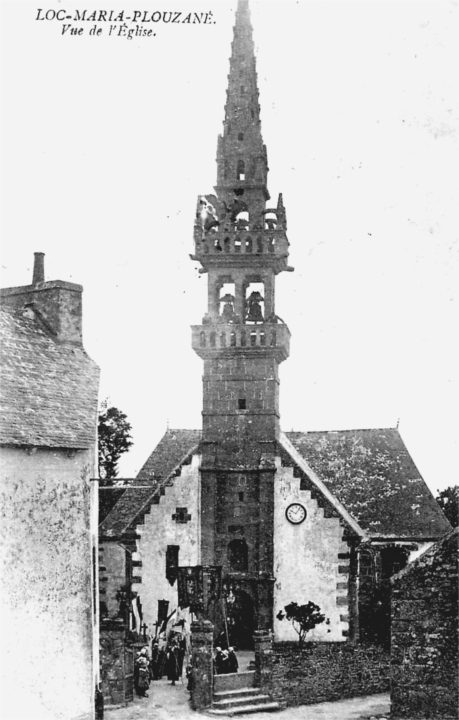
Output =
[{"x1": 1, "y1": 1, "x2": 457, "y2": 718}]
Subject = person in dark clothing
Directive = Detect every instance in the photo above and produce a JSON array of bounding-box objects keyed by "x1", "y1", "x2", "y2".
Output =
[
  {"x1": 165, "y1": 641, "x2": 180, "y2": 685},
  {"x1": 214, "y1": 647, "x2": 224, "y2": 675},
  {"x1": 150, "y1": 641, "x2": 162, "y2": 680},
  {"x1": 221, "y1": 650, "x2": 230, "y2": 674},
  {"x1": 185, "y1": 664, "x2": 193, "y2": 694},
  {"x1": 177, "y1": 636, "x2": 187, "y2": 676},
  {"x1": 227, "y1": 647, "x2": 239, "y2": 673}
]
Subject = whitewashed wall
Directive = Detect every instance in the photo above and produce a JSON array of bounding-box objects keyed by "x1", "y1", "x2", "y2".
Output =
[
  {"x1": 273, "y1": 459, "x2": 349, "y2": 642},
  {"x1": 133, "y1": 453, "x2": 201, "y2": 632}
]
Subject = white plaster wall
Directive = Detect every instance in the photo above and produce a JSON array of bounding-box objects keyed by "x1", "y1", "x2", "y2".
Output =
[
  {"x1": 273, "y1": 460, "x2": 349, "y2": 642},
  {"x1": 0, "y1": 446, "x2": 95, "y2": 720},
  {"x1": 133, "y1": 454, "x2": 201, "y2": 633}
]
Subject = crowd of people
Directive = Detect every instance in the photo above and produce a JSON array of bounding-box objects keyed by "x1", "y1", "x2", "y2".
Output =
[
  {"x1": 134, "y1": 633, "x2": 188, "y2": 698},
  {"x1": 133, "y1": 636, "x2": 240, "y2": 699},
  {"x1": 214, "y1": 647, "x2": 239, "y2": 675}
]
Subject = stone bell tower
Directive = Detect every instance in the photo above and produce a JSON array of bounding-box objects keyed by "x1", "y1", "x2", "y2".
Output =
[{"x1": 191, "y1": 0, "x2": 293, "y2": 641}]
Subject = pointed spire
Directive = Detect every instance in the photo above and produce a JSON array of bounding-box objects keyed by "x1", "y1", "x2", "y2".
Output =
[
  {"x1": 225, "y1": 0, "x2": 260, "y2": 122},
  {"x1": 216, "y1": 0, "x2": 269, "y2": 202}
]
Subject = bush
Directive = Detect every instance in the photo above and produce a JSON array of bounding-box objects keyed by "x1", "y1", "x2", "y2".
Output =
[{"x1": 276, "y1": 601, "x2": 329, "y2": 645}]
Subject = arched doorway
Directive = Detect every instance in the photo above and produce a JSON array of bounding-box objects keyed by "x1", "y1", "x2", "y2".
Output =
[
  {"x1": 224, "y1": 586, "x2": 255, "y2": 650},
  {"x1": 228, "y1": 539, "x2": 248, "y2": 573}
]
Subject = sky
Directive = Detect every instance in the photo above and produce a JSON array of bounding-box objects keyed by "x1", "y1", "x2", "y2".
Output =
[{"x1": 1, "y1": 0, "x2": 458, "y2": 495}]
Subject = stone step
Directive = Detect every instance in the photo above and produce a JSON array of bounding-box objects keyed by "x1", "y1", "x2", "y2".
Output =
[
  {"x1": 213, "y1": 693, "x2": 272, "y2": 710},
  {"x1": 214, "y1": 671, "x2": 255, "y2": 692},
  {"x1": 208, "y1": 701, "x2": 281, "y2": 716},
  {"x1": 214, "y1": 688, "x2": 265, "y2": 701}
]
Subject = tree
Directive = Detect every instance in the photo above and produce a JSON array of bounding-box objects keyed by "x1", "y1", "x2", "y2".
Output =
[
  {"x1": 436, "y1": 485, "x2": 459, "y2": 527},
  {"x1": 276, "y1": 601, "x2": 329, "y2": 645},
  {"x1": 98, "y1": 405, "x2": 133, "y2": 482}
]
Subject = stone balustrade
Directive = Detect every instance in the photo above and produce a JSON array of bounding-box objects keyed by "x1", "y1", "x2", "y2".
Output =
[
  {"x1": 194, "y1": 227, "x2": 289, "y2": 258},
  {"x1": 191, "y1": 322, "x2": 290, "y2": 360}
]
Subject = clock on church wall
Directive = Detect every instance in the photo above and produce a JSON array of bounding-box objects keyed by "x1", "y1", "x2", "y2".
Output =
[{"x1": 285, "y1": 503, "x2": 307, "y2": 525}]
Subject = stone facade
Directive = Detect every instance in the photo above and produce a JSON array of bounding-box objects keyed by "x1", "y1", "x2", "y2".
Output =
[
  {"x1": 255, "y1": 635, "x2": 390, "y2": 707},
  {"x1": 391, "y1": 528, "x2": 459, "y2": 719},
  {"x1": 127, "y1": 441, "x2": 364, "y2": 646},
  {"x1": 99, "y1": 624, "x2": 134, "y2": 707},
  {"x1": 190, "y1": 620, "x2": 214, "y2": 710}
]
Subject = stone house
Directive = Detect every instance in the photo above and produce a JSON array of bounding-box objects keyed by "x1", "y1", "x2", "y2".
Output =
[
  {"x1": 0, "y1": 253, "x2": 100, "y2": 720},
  {"x1": 391, "y1": 527, "x2": 458, "y2": 719}
]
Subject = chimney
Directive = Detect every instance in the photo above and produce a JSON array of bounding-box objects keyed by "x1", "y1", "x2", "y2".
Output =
[
  {"x1": 0, "y1": 253, "x2": 84, "y2": 345},
  {"x1": 32, "y1": 252, "x2": 45, "y2": 286}
]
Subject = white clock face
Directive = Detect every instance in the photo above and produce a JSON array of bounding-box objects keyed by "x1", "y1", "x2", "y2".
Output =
[{"x1": 285, "y1": 503, "x2": 307, "y2": 525}]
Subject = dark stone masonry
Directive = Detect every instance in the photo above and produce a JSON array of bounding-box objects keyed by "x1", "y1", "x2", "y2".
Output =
[
  {"x1": 391, "y1": 528, "x2": 459, "y2": 719},
  {"x1": 255, "y1": 635, "x2": 390, "y2": 707},
  {"x1": 99, "y1": 624, "x2": 134, "y2": 707}
]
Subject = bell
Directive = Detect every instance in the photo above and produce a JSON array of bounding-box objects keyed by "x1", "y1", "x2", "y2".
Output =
[
  {"x1": 246, "y1": 291, "x2": 264, "y2": 323},
  {"x1": 220, "y1": 294, "x2": 235, "y2": 322}
]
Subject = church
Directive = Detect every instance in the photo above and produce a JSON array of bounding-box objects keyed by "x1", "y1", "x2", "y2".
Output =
[{"x1": 99, "y1": 0, "x2": 450, "y2": 657}]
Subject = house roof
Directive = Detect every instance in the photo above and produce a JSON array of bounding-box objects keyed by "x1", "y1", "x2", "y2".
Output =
[
  {"x1": 100, "y1": 429, "x2": 201, "y2": 536},
  {"x1": 0, "y1": 305, "x2": 99, "y2": 449},
  {"x1": 286, "y1": 428, "x2": 451, "y2": 539}
]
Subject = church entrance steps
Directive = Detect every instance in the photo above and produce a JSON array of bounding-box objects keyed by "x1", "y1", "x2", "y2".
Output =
[
  {"x1": 213, "y1": 689, "x2": 274, "y2": 708},
  {"x1": 208, "y1": 700, "x2": 281, "y2": 716},
  {"x1": 211, "y1": 672, "x2": 281, "y2": 715},
  {"x1": 214, "y1": 671, "x2": 255, "y2": 692}
]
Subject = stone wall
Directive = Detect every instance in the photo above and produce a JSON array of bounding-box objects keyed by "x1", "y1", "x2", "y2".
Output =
[
  {"x1": 190, "y1": 620, "x2": 214, "y2": 710},
  {"x1": 391, "y1": 529, "x2": 458, "y2": 719},
  {"x1": 100, "y1": 624, "x2": 134, "y2": 706},
  {"x1": 256, "y1": 635, "x2": 390, "y2": 706}
]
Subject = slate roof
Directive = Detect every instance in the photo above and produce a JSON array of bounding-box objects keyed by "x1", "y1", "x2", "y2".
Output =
[
  {"x1": 100, "y1": 429, "x2": 201, "y2": 536},
  {"x1": 99, "y1": 487, "x2": 128, "y2": 524},
  {"x1": 99, "y1": 426, "x2": 450, "y2": 541},
  {"x1": 286, "y1": 428, "x2": 451, "y2": 540},
  {"x1": 0, "y1": 306, "x2": 100, "y2": 449},
  {"x1": 136, "y1": 428, "x2": 201, "y2": 482}
]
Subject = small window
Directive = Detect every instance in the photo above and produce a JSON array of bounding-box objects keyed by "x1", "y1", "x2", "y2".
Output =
[
  {"x1": 238, "y1": 492, "x2": 244, "y2": 502},
  {"x1": 238, "y1": 399, "x2": 246, "y2": 410},
  {"x1": 238, "y1": 132, "x2": 244, "y2": 141},
  {"x1": 166, "y1": 545, "x2": 179, "y2": 586}
]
